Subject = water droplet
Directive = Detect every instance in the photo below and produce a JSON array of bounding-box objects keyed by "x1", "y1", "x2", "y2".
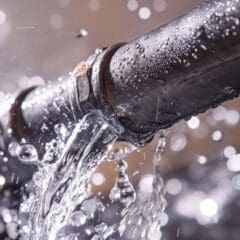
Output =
[
  {"x1": 183, "y1": 59, "x2": 191, "y2": 67},
  {"x1": 135, "y1": 43, "x2": 141, "y2": 49},
  {"x1": 192, "y1": 53, "x2": 198, "y2": 59},
  {"x1": 127, "y1": 0, "x2": 139, "y2": 11},
  {"x1": 110, "y1": 159, "x2": 136, "y2": 207},
  {"x1": 8, "y1": 142, "x2": 19, "y2": 156},
  {"x1": 227, "y1": 154, "x2": 240, "y2": 172},
  {"x1": 91, "y1": 172, "x2": 105, "y2": 186},
  {"x1": 170, "y1": 133, "x2": 187, "y2": 151},
  {"x1": 235, "y1": 18, "x2": 240, "y2": 25},
  {"x1": 71, "y1": 211, "x2": 87, "y2": 227},
  {"x1": 54, "y1": 123, "x2": 68, "y2": 140},
  {"x1": 17, "y1": 144, "x2": 38, "y2": 163},
  {"x1": 76, "y1": 28, "x2": 88, "y2": 38},
  {"x1": 224, "y1": 145, "x2": 236, "y2": 158},
  {"x1": 138, "y1": 7, "x2": 151, "y2": 20},
  {"x1": 224, "y1": 109, "x2": 240, "y2": 125},
  {"x1": 198, "y1": 155, "x2": 207, "y2": 164},
  {"x1": 0, "y1": 175, "x2": 6, "y2": 187},
  {"x1": 199, "y1": 198, "x2": 218, "y2": 217},
  {"x1": 212, "y1": 130, "x2": 223, "y2": 142},
  {"x1": 187, "y1": 116, "x2": 200, "y2": 129},
  {"x1": 166, "y1": 178, "x2": 182, "y2": 195},
  {"x1": 40, "y1": 123, "x2": 49, "y2": 133}
]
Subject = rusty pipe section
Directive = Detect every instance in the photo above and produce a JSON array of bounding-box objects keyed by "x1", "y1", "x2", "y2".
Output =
[{"x1": 11, "y1": 0, "x2": 240, "y2": 144}]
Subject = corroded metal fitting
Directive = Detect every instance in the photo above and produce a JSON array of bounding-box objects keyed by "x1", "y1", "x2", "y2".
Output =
[{"x1": 90, "y1": 44, "x2": 154, "y2": 145}]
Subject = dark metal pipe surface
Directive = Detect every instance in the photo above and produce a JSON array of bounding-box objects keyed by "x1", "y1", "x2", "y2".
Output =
[
  {"x1": 106, "y1": 0, "x2": 240, "y2": 136},
  {"x1": 12, "y1": 60, "x2": 96, "y2": 147},
  {"x1": 12, "y1": 0, "x2": 240, "y2": 144}
]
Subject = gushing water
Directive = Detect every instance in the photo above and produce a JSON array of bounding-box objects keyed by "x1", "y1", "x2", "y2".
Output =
[
  {"x1": 7, "y1": 109, "x2": 168, "y2": 239},
  {"x1": 15, "y1": 110, "x2": 121, "y2": 239}
]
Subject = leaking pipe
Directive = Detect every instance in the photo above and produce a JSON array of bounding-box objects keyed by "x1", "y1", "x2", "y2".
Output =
[{"x1": 10, "y1": 0, "x2": 240, "y2": 144}]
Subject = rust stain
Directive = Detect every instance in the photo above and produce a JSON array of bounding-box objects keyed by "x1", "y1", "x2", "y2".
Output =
[{"x1": 72, "y1": 62, "x2": 88, "y2": 79}]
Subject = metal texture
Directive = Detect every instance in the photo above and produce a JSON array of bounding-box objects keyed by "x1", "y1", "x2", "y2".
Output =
[
  {"x1": 12, "y1": 53, "x2": 99, "y2": 145},
  {"x1": 106, "y1": 0, "x2": 240, "y2": 137},
  {"x1": 13, "y1": 0, "x2": 240, "y2": 144}
]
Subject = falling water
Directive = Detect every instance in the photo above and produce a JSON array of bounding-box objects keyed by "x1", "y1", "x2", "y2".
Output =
[
  {"x1": 114, "y1": 131, "x2": 167, "y2": 240},
  {"x1": 5, "y1": 109, "x2": 168, "y2": 240},
  {"x1": 15, "y1": 110, "x2": 121, "y2": 240}
]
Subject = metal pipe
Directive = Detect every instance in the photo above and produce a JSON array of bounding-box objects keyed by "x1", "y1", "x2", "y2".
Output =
[
  {"x1": 105, "y1": 0, "x2": 240, "y2": 136},
  {"x1": 10, "y1": 0, "x2": 240, "y2": 144}
]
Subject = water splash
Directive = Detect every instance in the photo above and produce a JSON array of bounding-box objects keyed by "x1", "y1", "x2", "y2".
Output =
[
  {"x1": 12, "y1": 108, "x2": 168, "y2": 240},
  {"x1": 109, "y1": 131, "x2": 168, "y2": 239},
  {"x1": 18, "y1": 110, "x2": 122, "y2": 240},
  {"x1": 109, "y1": 158, "x2": 136, "y2": 207}
]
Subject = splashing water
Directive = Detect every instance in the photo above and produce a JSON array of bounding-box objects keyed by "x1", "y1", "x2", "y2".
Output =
[
  {"x1": 8, "y1": 109, "x2": 168, "y2": 240},
  {"x1": 114, "y1": 131, "x2": 168, "y2": 240},
  {"x1": 17, "y1": 110, "x2": 122, "y2": 240}
]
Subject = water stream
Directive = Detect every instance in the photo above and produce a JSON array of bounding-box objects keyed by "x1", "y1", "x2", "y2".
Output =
[{"x1": 8, "y1": 110, "x2": 168, "y2": 240}]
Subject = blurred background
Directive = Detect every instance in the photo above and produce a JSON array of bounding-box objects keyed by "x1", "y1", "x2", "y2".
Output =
[{"x1": 2, "y1": 0, "x2": 240, "y2": 239}]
